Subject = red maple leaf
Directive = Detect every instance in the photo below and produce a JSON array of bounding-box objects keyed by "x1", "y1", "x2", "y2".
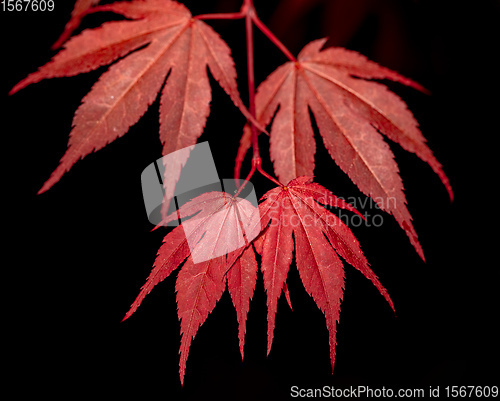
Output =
[
  {"x1": 10, "y1": 0, "x2": 259, "y2": 194},
  {"x1": 122, "y1": 189, "x2": 259, "y2": 384},
  {"x1": 236, "y1": 39, "x2": 453, "y2": 260},
  {"x1": 256, "y1": 176, "x2": 394, "y2": 372}
]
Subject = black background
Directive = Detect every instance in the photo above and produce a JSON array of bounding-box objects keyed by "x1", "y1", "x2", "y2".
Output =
[{"x1": 3, "y1": 0, "x2": 499, "y2": 399}]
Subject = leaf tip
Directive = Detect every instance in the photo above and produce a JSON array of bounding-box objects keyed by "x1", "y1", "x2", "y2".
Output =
[
  {"x1": 121, "y1": 306, "x2": 136, "y2": 323},
  {"x1": 412, "y1": 82, "x2": 432, "y2": 96},
  {"x1": 51, "y1": 37, "x2": 66, "y2": 51},
  {"x1": 447, "y1": 185, "x2": 454, "y2": 203},
  {"x1": 37, "y1": 178, "x2": 57, "y2": 195},
  {"x1": 36, "y1": 183, "x2": 50, "y2": 195},
  {"x1": 9, "y1": 82, "x2": 24, "y2": 96},
  {"x1": 283, "y1": 283, "x2": 293, "y2": 311},
  {"x1": 419, "y1": 248, "x2": 426, "y2": 263},
  {"x1": 266, "y1": 333, "x2": 273, "y2": 358},
  {"x1": 387, "y1": 298, "x2": 396, "y2": 315}
]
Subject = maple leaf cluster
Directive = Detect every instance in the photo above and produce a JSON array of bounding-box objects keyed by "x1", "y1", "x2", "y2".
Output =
[
  {"x1": 11, "y1": 0, "x2": 452, "y2": 385},
  {"x1": 121, "y1": 177, "x2": 395, "y2": 384}
]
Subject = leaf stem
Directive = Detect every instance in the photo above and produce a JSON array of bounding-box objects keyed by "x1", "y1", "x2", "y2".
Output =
[
  {"x1": 256, "y1": 160, "x2": 283, "y2": 187},
  {"x1": 244, "y1": 1, "x2": 283, "y2": 188},
  {"x1": 195, "y1": 2, "x2": 296, "y2": 63},
  {"x1": 197, "y1": 0, "x2": 286, "y2": 188},
  {"x1": 194, "y1": 12, "x2": 246, "y2": 20},
  {"x1": 251, "y1": 13, "x2": 297, "y2": 62},
  {"x1": 234, "y1": 163, "x2": 256, "y2": 197}
]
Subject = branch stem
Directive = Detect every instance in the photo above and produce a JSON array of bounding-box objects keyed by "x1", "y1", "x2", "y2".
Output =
[
  {"x1": 244, "y1": 2, "x2": 261, "y2": 163},
  {"x1": 196, "y1": 0, "x2": 287, "y2": 187}
]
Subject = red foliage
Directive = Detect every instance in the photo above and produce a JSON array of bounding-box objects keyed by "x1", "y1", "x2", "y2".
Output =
[
  {"x1": 257, "y1": 177, "x2": 394, "y2": 371},
  {"x1": 122, "y1": 190, "x2": 259, "y2": 384},
  {"x1": 11, "y1": 0, "x2": 253, "y2": 194},
  {"x1": 51, "y1": 0, "x2": 101, "y2": 50},
  {"x1": 10, "y1": 0, "x2": 453, "y2": 385},
  {"x1": 237, "y1": 39, "x2": 452, "y2": 260}
]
